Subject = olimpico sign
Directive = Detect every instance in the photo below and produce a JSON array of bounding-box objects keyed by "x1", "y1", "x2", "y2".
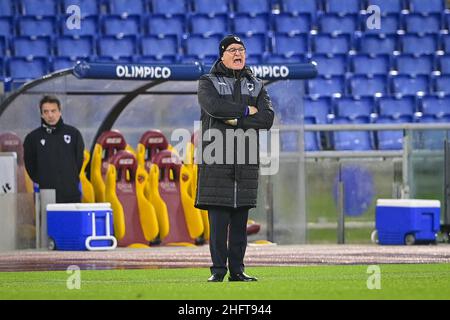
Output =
[
  {"x1": 73, "y1": 62, "x2": 316, "y2": 81},
  {"x1": 116, "y1": 65, "x2": 172, "y2": 79},
  {"x1": 249, "y1": 65, "x2": 290, "y2": 78}
]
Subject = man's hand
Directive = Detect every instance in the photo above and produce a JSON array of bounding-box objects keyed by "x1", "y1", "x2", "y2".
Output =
[
  {"x1": 224, "y1": 119, "x2": 238, "y2": 126},
  {"x1": 248, "y1": 106, "x2": 258, "y2": 115}
]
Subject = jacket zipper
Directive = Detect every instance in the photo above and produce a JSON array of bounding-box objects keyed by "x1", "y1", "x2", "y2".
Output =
[{"x1": 234, "y1": 179, "x2": 237, "y2": 208}]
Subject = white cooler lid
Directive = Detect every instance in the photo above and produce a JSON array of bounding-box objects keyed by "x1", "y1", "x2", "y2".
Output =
[
  {"x1": 47, "y1": 203, "x2": 112, "y2": 211},
  {"x1": 376, "y1": 199, "x2": 440, "y2": 208}
]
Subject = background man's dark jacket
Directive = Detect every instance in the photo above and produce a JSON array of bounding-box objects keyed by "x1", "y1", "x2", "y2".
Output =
[
  {"x1": 23, "y1": 118, "x2": 84, "y2": 203},
  {"x1": 195, "y1": 61, "x2": 274, "y2": 209}
]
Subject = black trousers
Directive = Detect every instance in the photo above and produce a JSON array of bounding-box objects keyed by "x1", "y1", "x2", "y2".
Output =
[{"x1": 208, "y1": 206, "x2": 249, "y2": 276}]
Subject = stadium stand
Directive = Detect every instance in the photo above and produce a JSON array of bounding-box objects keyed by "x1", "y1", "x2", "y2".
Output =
[{"x1": 0, "y1": 0, "x2": 449, "y2": 152}]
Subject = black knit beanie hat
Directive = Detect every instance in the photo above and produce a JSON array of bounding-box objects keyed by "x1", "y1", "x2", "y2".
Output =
[{"x1": 219, "y1": 35, "x2": 245, "y2": 57}]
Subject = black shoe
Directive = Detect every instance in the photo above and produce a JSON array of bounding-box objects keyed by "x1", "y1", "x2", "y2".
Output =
[
  {"x1": 208, "y1": 274, "x2": 225, "y2": 282},
  {"x1": 228, "y1": 272, "x2": 258, "y2": 282}
]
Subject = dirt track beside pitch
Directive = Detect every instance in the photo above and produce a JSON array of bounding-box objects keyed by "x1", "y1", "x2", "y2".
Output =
[{"x1": 0, "y1": 244, "x2": 449, "y2": 272}]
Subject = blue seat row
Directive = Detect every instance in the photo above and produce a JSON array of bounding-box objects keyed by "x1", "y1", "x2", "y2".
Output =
[
  {"x1": 311, "y1": 53, "x2": 450, "y2": 76},
  {"x1": 2, "y1": 33, "x2": 450, "y2": 60},
  {"x1": 283, "y1": 114, "x2": 448, "y2": 152},
  {"x1": 306, "y1": 74, "x2": 450, "y2": 97},
  {"x1": 301, "y1": 94, "x2": 450, "y2": 125},
  {"x1": 3, "y1": 11, "x2": 450, "y2": 38},
  {"x1": 0, "y1": 0, "x2": 446, "y2": 17}
]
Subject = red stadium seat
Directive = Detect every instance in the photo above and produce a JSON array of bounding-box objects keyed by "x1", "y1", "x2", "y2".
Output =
[
  {"x1": 90, "y1": 130, "x2": 127, "y2": 202},
  {"x1": 153, "y1": 150, "x2": 204, "y2": 246},
  {"x1": 105, "y1": 150, "x2": 159, "y2": 247}
]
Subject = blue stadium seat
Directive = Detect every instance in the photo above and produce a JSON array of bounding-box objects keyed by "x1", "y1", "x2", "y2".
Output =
[
  {"x1": 421, "y1": 95, "x2": 450, "y2": 118},
  {"x1": 0, "y1": 57, "x2": 5, "y2": 76},
  {"x1": 351, "y1": 54, "x2": 390, "y2": 75},
  {"x1": 332, "y1": 117, "x2": 373, "y2": 151},
  {"x1": 396, "y1": 54, "x2": 435, "y2": 76},
  {"x1": 18, "y1": 16, "x2": 56, "y2": 37},
  {"x1": 435, "y1": 75, "x2": 450, "y2": 95},
  {"x1": 325, "y1": 0, "x2": 361, "y2": 15},
  {"x1": 313, "y1": 34, "x2": 351, "y2": 55},
  {"x1": 379, "y1": 95, "x2": 417, "y2": 119},
  {"x1": 51, "y1": 56, "x2": 85, "y2": 71},
  {"x1": 311, "y1": 54, "x2": 347, "y2": 76},
  {"x1": 191, "y1": 0, "x2": 229, "y2": 15},
  {"x1": 404, "y1": 13, "x2": 442, "y2": 34},
  {"x1": 391, "y1": 75, "x2": 429, "y2": 95},
  {"x1": 61, "y1": 15, "x2": 98, "y2": 36},
  {"x1": 246, "y1": 54, "x2": 264, "y2": 64},
  {"x1": 151, "y1": 0, "x2": 187, "y2": 15},
  {"x1": 102, "y1": 15, "x2": 141, "y2": 36},
  {"x1": 62, "y1": 0, "x2": 100, "y2": 17},
  {"x1": 349, "y1": 75, "x2": 388, "y2": 96},
  {"x1": 307, "y1": 75, "x2": 345, "y2": 97},
  {"x1": 107, "y1": 0, "x2": 146, "y2": 15},
  {"x1": 335, "y1": 97, "x2": 375, "y2": 120},
  {"x1": 98, "y1": 35, "x2": 138, "y2": 58},
  {"x1": 0, "y1": 0, "x2": 14, "y2": 16},
  {"x1": 358, "y1": 34, "x2": 397, "y2": 55},
  {"x1": 318, "y1": 13, "x2": 358, "y2": 34},
  {"x1": 280, "y1": 0, "x2": 318, "y2": 17},
  {"x1": 376, "y1": 116, "x2": 412, "y2": 150},
  {"x1": 236, "y1": 33, "x2": 267, "y2": 55},
  {"x1": 0, "y1": 35, "x2": 5, "y2": 56},
  {"x1": 8, "y1": 57, "x2": 49, "y2": 79},
  {"x1": 367, "y1": 0, "x2": 404, "y2": 14},
  {"x1": 146, "y1": 14, "x2": 185, "y2": 36},
  {"x1": 445, "y1": 13, "x2": 450, "y2": 31},
  {"x1": 402, "y1": 34, "x2": 438, "y2": 55},
  {"x1": 441, "y1": 34, "x2": 450, "y2": 52},
  {"x1": 13, "y1": 36, "x2": 52, "y2": 57},
  {"x1": 142, "y1": 35, "x2": 179, "y2": 57},
  {"x1": 438, "y1": 54, "x2": 450, "y2": 74},
  {"x1": 180, "y1": 54, "x2": 217, "y2": 64},
  {"x1": 265, "y1": 53, "x2": 305, "y2": 63},
  {"x1": 56, "y1": 36, "x2": 94, "y2": 58},
  {"x1": 191, "y1": 13, "x2": 229, "y2": 35},
  {"x1": 273, "y1": 13, "x2": 311, "y2": 34},
  {"x1": 279, "y1": 117, "x2": 320, "y2": 152},
  {"x1": 417, "y1": 115, "x2": 449, "y2": 150},
  {"x1": 408, "y1": 0, "x2": 445, "y2": 14},
  {"x1": 273, "y1": 33, "x2": 308, "y2": 55},
  {"x1": 363, "y1": 13, "x2": 400, "y2": 34},
  {"x1": 0, "y1": 17, "x2": 12, "y2": 36},
  {"x1": 304, "y1": 96, "x2": 333, "y2": 124},
  {"x1": 184, "y1": 34, "x2": 221, "y2": 57},
  {"x1": 280, "y1": 130, "x2": 298, "y2": 152},
  {"x1": 234, "y1": 0, "x2": 270, "y2": 15},
  {"x1": 20, "y1": 0, "x2": 57, "y2": 16},
  {"x1": 138, "y1": 55, "x2": 178, "y2": 64},
  {"x1": 95, "y1": 56, "x2": 134, "y2": 63},
  {"x1": 303, "y1": 117, "x2": 321, "y2": 151},
  {"x1": 233, "y1": 13, "x2": 269, "y2": 34}
]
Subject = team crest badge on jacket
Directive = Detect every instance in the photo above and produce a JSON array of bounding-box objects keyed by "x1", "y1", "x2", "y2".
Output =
[{"x1": 64, "y1": 135, "x2": 71, "y2": 144}]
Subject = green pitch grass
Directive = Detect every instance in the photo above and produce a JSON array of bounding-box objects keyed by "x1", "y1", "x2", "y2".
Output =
[{"x1": 0, "y1": 264, "x2": 449, "y2": 300}]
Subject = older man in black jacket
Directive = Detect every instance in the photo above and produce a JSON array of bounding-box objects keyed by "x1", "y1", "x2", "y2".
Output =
[{"x1": 196, "y1": 35, "x2": 274, "y2": 282}]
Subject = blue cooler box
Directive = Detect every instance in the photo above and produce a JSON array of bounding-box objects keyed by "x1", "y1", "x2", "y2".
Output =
[
  {"x1": 47, "y1": 203, "x2": 117, "y2": 251},
  {"x1": 375, "y1": 199, "x2": 440, "y2": 245}
]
